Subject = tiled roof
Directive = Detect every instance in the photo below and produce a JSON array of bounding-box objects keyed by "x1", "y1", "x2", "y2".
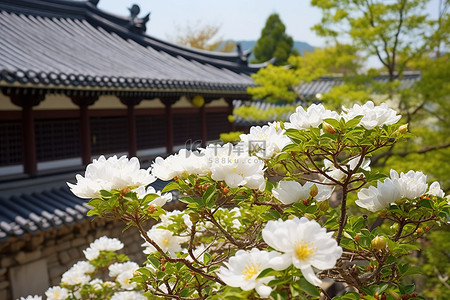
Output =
[
  {"x1": 0, "y1": 0, "x2": 262, "y2": 97},
  {"x1": 296, "y1": 72, "x2": 421, "y2": 97},
  {"x1": 232, "y1": 99, "x2": 299, "y2": 126},
  {"x1": 0, "y1": 179, "x2": 171, "y2": 242}
]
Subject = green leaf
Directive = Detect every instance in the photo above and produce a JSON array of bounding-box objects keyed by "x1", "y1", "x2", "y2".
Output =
[
  {"x1": 418, "y1": 199, "x2": 433, "y2": 209},
  {"x1": 203, "y1": 185, "x2": 217, "y2": 208},
  {"x1": 86, "y1": 198, "x2": 101, "y2": 208},
  {"x1": 323, "y1": 118, "x2": 341, "y2": 129},
  {"x1": 100, "y1": 190, "x2": 112, "y2": 197},
  {"x1": 403, "y1": 284, "x2": 415, "y2": 294},
  {"x1": 142, "y1": 193, "x2": 160, "y2": 205},
  {"x1": 161, "y1": 181, "x2": 179, "y2": 193},
  {"x1": 295, "y1": 277, "x2": 320, "y2": 297},
  {"x1": 344, "y1": 115, "x2": 363, "y2": 128},
  {"x1": 86, "y1": 208, "x2": 99, "y2": 216},
  {"x1": 256, "y1": 268, "x2": 281, "y2": 279},
  {"x1": 147, "y1": 255, "x2": 160, "y2": 268}
]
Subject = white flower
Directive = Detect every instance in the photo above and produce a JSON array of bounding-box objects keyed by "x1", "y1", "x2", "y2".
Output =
[
  {"x1": 218, "y1": 248, "x2": 284, "y2": 298},
  {"x1": 18, "y1": 296, "x2": 42, "y2": 300},
  {"x1": 151, "y1": 149, "x2": 210, "y2": 181},
  {"x1": 89, "y1": 279, "x2": 104, "y2": 291},
  {"x1": 110, "y1": 291, "x2": 147, "y2": 300},
  {"x1": 83, "y1": 247, "x2": 100, "y2": 261},
  {"x1": 109, "y1": 262, "x2": 139, "y2": 278},
  {"x1": 61, "y1": 261, "x2": 95, "y2": 285},
  {"x1": 239, "y1": 121, "x2": 291, "y2": 159},
  {"x1": 61, "y1": 269, "x2": 91, "y2": 286},
  {"x1": 285, "y1": 103, "x2": 339, "y2": 130},
  {"x1": 67, "y1": 155, "x2": 155, "y2": 198},
  {"x1": 323, "y1": 156, "x2": 371, "y2": 182},
  {"x1": 272, "y1": 180, "x2": 314, "y2": 204},
  {"x1": 141, "y1": 228, "x2": 186, "y2": 257},
  {"x1": 427, "y1": 181, "x2": 445, "y2": 198},
  {"x1": 355, "y1": 171, "x2": 402, "y2": 212},
  {"x1": 392, "y1": 170, "x2": 428, "y2": 199},
  {"x1": 314, "y1": 182, "x2": 335, "y2": 202},
  {"x1": 206, "y1": 144, "x2": 266, "y2": 191},
  {"x1": 83, "y1": 236, "x2": 123, "y2": 260},
  {"x1": 262, "y1": 217, "x2": 342, "y2": 286},
  {"x1": 135, "y1": 186, "x2": 172, "y2": 207},
  {"x1": 116, "y1": 270, "x2": 137, "y2": 290},
  {"x1": 45, "y1": 286, "x2": 69, "y2": 300},
  {"x1": 343, "y1": 101, "x2": 401, "y2": 130}
]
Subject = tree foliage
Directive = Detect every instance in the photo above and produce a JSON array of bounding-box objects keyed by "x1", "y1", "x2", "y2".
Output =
[
  {"x1": 248, "y1": 44, "x2": 362, "y2": 103},
  {"x1": 173, "y1": 22, "x2": 235, "y2": 52},
  {"x1": 252, "y1": 13, "x2": 299, "y2": 65}
]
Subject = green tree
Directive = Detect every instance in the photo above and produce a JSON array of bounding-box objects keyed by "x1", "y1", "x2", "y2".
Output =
[
  {"x1": 252, "y1": 13, "x2": 299, "y2": 65},
  {"x1": 248, "y1": 44, "x2": 362, "y2": 103}
]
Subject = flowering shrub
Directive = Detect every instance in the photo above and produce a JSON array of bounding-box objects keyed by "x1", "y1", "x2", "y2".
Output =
[{"x1": 22, "y1": 101, "x2": 449, "y2": 299}]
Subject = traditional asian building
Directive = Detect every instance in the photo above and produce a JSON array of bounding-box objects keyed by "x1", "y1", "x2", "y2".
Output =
[{"x1": 0, "y1": 0, "x2": 263, "y2": 298}]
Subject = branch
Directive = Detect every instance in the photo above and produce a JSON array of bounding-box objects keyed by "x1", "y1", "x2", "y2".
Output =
[{"x1": 371, "y1": 142, "x2": 450, "y2": 166}]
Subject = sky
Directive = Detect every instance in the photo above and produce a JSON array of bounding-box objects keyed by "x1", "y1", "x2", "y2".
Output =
[{"x1": 97, "y1": 0, "x2": 441, "y2": 49}]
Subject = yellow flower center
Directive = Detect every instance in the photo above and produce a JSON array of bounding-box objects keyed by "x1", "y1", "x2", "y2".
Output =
[
  {"x1": 162, "y1": 238, "x2": 170, "y2": 246},
  {"x1": 294, "y1": 241, "x2": 315, "y2": 261},
  {"x1": 242, "y1": 263, "x2": 261, "y2": 280}
]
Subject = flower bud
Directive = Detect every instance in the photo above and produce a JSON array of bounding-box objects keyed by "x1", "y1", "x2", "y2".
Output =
[
  {"x1": 133, "y1": 270, "x2": 142, "y2": 277},
  {"x1": 304, "y1": 213, "x2": 315, "y2": 220},
  {"x1": 148, "y1": 205, "x2": 156, "y2": 214},
  {"x1": 398, "y1": 124, "x2": 408, "y2": 134},
  {"x1": 322, "y1": 121, "x2": 337, "y2": 134},
  {"x1": 223, "y1": 187, "x2": 229, "y2": 194},
  {"x1": 393, "y1": 124, "x2": 408, "y2": 135},
  {"x1": 371, "y1": 236, "x2": 387, "y2": 250},
  {"x1": 288, "y1": 215, "x2": 296, "y2": 220},
  {"x1": 120, "y1": 187, "x2": 131, "y2": 196},
  {"x1": 189, "y1": 214, "x2": 199, "y2": 224},
  {"x1": 388, "y1": 290, "x2": 401, "y2": 300},
  {"x1": 310, "y1": 184, "x2": 318, "y2": 197},
  {"x1": 318, "y1": 200, "x2": 329, "y2": 212}
]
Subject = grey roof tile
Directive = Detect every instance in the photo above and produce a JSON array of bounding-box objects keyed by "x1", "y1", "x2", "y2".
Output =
[
  {"x1": 0, "y1": 0, "x2": 258, "y2": 94},
  {"x1": 0, "y1": 179, "x2": 173, "y2": 241}
]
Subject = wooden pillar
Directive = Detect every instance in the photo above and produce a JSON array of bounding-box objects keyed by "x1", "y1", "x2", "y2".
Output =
[
  {"x1": 200, "y1": 105, "x2": 207, "y2": 147},
  {"x1": 165, "y1": 102, "x2": 174, "y2": 154},
  {"x1": 71, "y1": 96, "x2": 98, "y2": 166},
  {"x1": 199, "y1": 97, "x2": 214, "y2": 147},
  {"x1": 120, "y1": 97, "x2": 142, "y2": 157},
  {"x1": 160, "y1": 97, "x2": 179, "y2": 154},
  {"x1": 10, "y1": 93, "x2": 45, "y2": 177}
]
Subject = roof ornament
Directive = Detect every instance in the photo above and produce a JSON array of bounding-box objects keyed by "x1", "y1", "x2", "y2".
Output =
[
  {"x1": 127, "y1": 4, "x2": 150, "y2": 34},
  {"x1": 88, "y1": 0, "x2": 100, "y2": 6},
  {"x1": 236, "y1": 43, "x2": 251, "y2": 65}
]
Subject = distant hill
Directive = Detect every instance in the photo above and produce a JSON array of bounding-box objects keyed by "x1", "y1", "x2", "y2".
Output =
[{"x1": 218, "y1": 40, "x2": 315, "y2": 60}]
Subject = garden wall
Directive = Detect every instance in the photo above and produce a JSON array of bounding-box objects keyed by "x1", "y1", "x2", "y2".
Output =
[{"x1": 0, "y1": 217, "x2": 155, "y2": 300}]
